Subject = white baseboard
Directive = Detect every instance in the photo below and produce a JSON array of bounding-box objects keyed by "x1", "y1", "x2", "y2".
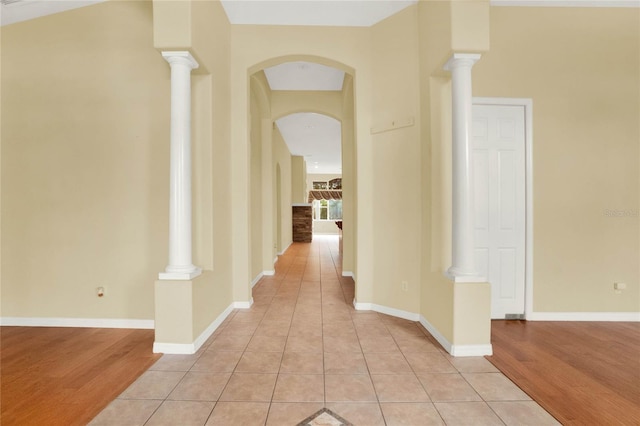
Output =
[
  {"x1": 527, "y1": 311, "x2": 640, "y2": 321},
  {"x1": 450, "y1": 344, "x2": 493, "y2": 357},
  {"x1": 278, "y1": 241, "x2": 292, "y2": 256},
  {"x1": 263, "y1": 270, "x2": 275, "y2": 276},
  {"x1": 0, "y1": 317, "x2": 154, "y2": 329},
  {"x1": 154, "y1": 302, "x2": 237, "y2": 354},
  {"x1": 419, "y1": 315, "x2": 453, "y2": 354},
  {"x1": 418, "y1": 315, "x2": 492, "y2": 356},
  {"x1": 233, "y1": 299, "x2": 253, "y2": 309},
  {"x1": 353, "y1": 303, "x2": 491, "y2": 356},
  {"x1": 342, "y1": 271, "x2": 355, "y2": 280},
  {"x1": 251, "y1": 272, "x2": 263, "y2": 288},
  {"x1": 152, "y1": 342, "x2": 196, "y2": 354},
  {"x1": 190, "y1": 303, "x2": 235, "y2": 353},
  {"x1": 353, "y1": 300, "x2": 420, "y2": 321}
]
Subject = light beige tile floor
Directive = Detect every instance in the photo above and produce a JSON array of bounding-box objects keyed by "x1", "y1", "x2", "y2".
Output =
[{"x1": 90, "y1": 235, "x2": 559, "y2": 426}]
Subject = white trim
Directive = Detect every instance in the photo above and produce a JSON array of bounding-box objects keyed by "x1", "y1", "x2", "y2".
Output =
[
  {"x1": 450, "y1": 344, "x2": 494, "y2": 357},
  {"x1": 153, "y1": 302, "x2": 236, "y2": 354},
  {"x1": 418, "y1": 315, "x2": 493, "y2": 356},
  {"x1": 527, "y1": 312, "x2": 640, "y2": 321},
  {"x1": 263, "y1": 270, "x2": 275, "y2": 276},
  {"x1": 153, "y1": 287, "x2": 258, "y2": 354},
  {"x1": 251, "y1": 272, "x2": 264, "y2": 288},
  {"x1": 278, "y1": 241, "x2": 292, "y2": 256},
  {"x1": 350, "y1": 305, "x2": 493, "y2": 357},
  {"x1": 342, "y1": 271, "x2": 355, "y2": 278},
  {"x1": 273, "y1": 257, "x2": 278, "y2": 265},
  {"x1": 419, "y1": 315, "x2": 453, "y2": 354},
  {"x1": 370, "y1": 304, "x2": 420, "y2": 321},
  {"x1": 353, "y1": 300, "x2": 371, "y2": 310},
  {"x1": 233, "y1": 299, "x2": 254, "y2": 309},
  {"x1": 152, "y1": 342, "x2": 194, "y2": 354},
  {"x1": 473, "y1": 97, "x2": 533, "y2": 320},
  {"x1": 491, "y1": 0, "x2": 639, "y2": 7},
  {"x1": 191, "y1": 304, "x2": 235, "y2": 351},
  {"x1": 353, "y1": 300, "x2": 420, "y2": 321},
  {"x1": 0, "y1": 317, "x2": 154, "y2": 329}
]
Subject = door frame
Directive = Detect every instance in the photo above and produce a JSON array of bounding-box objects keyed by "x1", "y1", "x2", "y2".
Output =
[{"x1": 473, "y1": 97, "x2": 534, "y2": 319}]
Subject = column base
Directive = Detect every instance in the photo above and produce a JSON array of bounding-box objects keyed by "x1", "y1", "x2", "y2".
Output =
[
  {"x1": 445, "y1": 268, "x2": 486, "y2": 283},
  {"x1": 159, "y1": 267, "x2": 202, "y2": 280}
]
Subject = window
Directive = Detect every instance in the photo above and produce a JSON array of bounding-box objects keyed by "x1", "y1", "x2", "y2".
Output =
[{"x1": 313, "y1": 199, "x2": 342, "y2": 220}]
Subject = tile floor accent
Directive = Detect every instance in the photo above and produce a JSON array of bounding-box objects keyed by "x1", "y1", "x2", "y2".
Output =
[
  {"x1": 297, "y1": 407, "x2": 353, "y2": 426},
  {"x1": 90, "y1": 236, "x2": 560, "y2": 426}
]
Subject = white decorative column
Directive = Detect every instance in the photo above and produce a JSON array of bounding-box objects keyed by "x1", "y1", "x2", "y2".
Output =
[
  {"x1": 444, "y1": 53, "x2": 484, "y2": 282},
  {"x1": 159, "y1": 51, "x2": 201, "y2": 280}
]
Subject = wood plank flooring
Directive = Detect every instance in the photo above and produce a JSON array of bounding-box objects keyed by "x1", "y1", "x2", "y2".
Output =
[
  {"x1": 488, "y1": 320, "x2": 640, "y2": 425},
  {"x1": 1, "y1": 326, "x2": 160, "y2": 426}
]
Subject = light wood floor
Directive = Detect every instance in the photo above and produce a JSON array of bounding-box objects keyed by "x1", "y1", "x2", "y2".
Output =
[
  {"x1": 1, "y1": 326, "x2": 160, "y2": 426},
  {"x1": 488, "y1": 320, "x2": 640, "y2": 425}
]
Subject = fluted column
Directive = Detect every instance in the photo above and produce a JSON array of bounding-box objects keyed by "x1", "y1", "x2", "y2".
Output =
[
  {"x1": 444, "y1": 53, "x2": 484, "y2": 282},
  {"x1": 159, "y1": 51, "x2": 201, "y2": 280}
]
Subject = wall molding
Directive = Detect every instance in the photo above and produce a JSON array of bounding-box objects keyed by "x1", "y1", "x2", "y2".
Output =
[
  {"x1": 528, "y1": 311, "x2": 640, "y2": 322},
  {"x1": 278, "y1": 241, "x2": 292, "y2": 256},
  {"x1": 153, "y1": 302, "x2": 239, "y2": 354},
  {"x1": 233, "y1": 299, "x2": 254, "y2": 309},
  {"x1": 342, "y1": 271, "x2": 355, "y2": 278},
  {"x1": 353, "y1": 301, "x2": 420, "y2": 321},
  {"x1": 450, "y1": 344, "x2": 494, "y2": 357},
  {"x1": 351, "y1": 303, "x2": 494, "y2": 357},
  {"x1": 419, "y1": 315, "x2": 493, "y2": 357},
  {"x1": 0, "y1": 317, "x2": 154, "y2": 329},
  {"x1": 263, "y1": 270, "x2": 275, "y2": 276},
  {"x1": 251, "y1": 272, "x2": 264, "y2": 288},
  {"x1": 418, "y1": 315, "x2": 453, "y2": 354}
]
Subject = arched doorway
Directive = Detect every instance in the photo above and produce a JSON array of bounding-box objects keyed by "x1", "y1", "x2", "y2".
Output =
[{"x1": 247, "y1": 56, "x2": 356, "y2": 289}]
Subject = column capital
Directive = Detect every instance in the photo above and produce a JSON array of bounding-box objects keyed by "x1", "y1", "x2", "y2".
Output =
[
  {"x1": 161, "y1": 51, "x2": 199, "y2": 70},
  {"x1": 444, "y1": 53, "x2": 481, "y2": 72}
]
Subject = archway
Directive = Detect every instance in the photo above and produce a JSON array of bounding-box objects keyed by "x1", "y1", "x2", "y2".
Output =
[{"x1": 247, "y1": 55, "x2": 357, "y2": 287}]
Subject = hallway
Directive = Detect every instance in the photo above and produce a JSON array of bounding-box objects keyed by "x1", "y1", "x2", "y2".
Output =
[{"x1": 90, "y1": 236, "x2": 557, "y2": 425}]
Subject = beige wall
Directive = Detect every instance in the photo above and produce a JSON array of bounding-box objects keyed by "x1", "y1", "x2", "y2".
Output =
[
  {"x1": 291, "y1": 156, "x2": 307, "y2": 204},
  {"x1": 2, "y1": 1, "x2": 169, "y2": 320},
  {"x1": 1, "y1": 0, "x2": 235, "y2": 341},
  {"x1": 475, "y1": 7, "x2": 640, "y2": 312},
  {"x1": 250, "y1": 83, "x2": 264, "y2": 280},
  {"x1": 272, "y1": 128, "x2": 293, "y2": 254},
  {"x1": 370, "y1": 6, "x2": 422, "y2": 314}
]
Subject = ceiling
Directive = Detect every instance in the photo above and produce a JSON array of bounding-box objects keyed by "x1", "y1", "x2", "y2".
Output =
[
  {"x1": 220, "y1": 0, "x2": 417, "y2": 27},
  {"x1": 264, "y1": 61, "x2": 345, "y2": 175}
]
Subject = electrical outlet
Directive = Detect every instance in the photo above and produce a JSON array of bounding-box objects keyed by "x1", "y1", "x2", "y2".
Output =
[{"x1": 401, "y1": 281, "x2": 408, "y2": 292}]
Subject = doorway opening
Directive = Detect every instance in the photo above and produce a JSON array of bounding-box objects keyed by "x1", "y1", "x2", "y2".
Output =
[{"x1": 247, "y1": 57, "x2": 357, "y2": 286}]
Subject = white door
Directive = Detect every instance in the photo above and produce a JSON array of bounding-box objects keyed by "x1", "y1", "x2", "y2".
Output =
[{"x1": 473, "y1": 104, "x2": 526, "y2": 319}]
